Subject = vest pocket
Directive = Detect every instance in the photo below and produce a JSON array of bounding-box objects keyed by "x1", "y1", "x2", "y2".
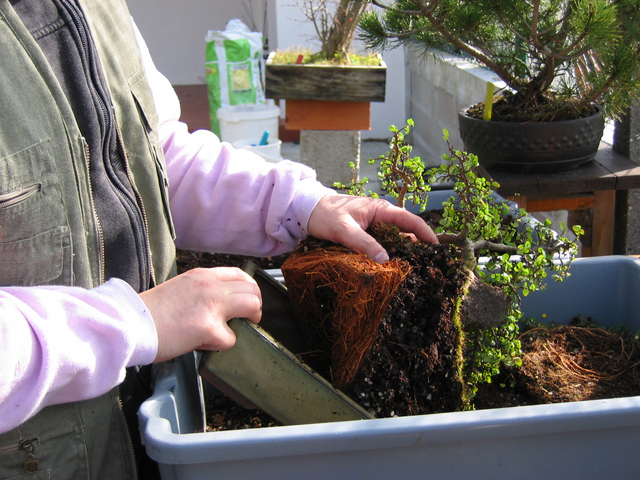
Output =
[
  {"x1": 0, "y1": 184, "x2": 41, "y2": 209},
  {"x1": 0, "y1": 140, "x2": 72, "y2": 286},
  {"x1": 0, "y1": 226, "x2": 71, "y2": 286},
  {"x1": 128, "y1": 69, "x2": 176, "y2": 240}
]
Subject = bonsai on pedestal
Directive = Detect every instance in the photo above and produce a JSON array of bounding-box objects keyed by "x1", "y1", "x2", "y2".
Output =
[{"x1": 266, "y1": 1, "x2": 388, "y2": 186}]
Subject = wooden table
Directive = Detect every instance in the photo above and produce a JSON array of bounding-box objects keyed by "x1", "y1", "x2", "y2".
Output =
[{"x1": 480, "y1": 143, "x2": 640, "y2": 256}]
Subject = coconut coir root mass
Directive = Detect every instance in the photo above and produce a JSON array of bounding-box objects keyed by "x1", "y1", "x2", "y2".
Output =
[
  {"x1": 281, "y1": 239, "x2": 411, "y2": 390},
  {"x1": 282, "y1": 224, "x2": 469, "y2": 417}
]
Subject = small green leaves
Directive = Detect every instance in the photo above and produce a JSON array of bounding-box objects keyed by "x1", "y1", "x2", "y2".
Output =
[
  {"x1": 374, "y1": 119, "x2": 431, "y2": 210},
  {"x1": 432, "y1": 127, "x2": 579, "y2": 396},
  {"x1": 339, "y1": 118, "x2": 580, "y2": 403},
  {"x1": 332, "y1": 164, "x2": 372, "y2": 198}
]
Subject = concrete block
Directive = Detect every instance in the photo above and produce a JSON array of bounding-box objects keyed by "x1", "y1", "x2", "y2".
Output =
[{"x1": 299, "y1": 130, "x2": 361, "y2": 188}]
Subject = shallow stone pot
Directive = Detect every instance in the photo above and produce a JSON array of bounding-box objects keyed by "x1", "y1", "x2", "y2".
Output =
[{"x1": 458, "y1": 105, "x2": 605, "y2": 173}]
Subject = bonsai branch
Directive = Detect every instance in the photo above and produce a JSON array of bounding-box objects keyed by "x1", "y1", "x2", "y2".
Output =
[{"x1": 436, "y1": 230, "x2": 575, "y2": 274}]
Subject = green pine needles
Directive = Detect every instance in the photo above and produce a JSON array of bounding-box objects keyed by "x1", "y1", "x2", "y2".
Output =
[{"x1": 359, "y1": 0, "x2": 640, "y2": 121}]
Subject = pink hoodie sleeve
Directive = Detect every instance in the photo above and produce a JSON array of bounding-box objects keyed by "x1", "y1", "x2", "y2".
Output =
[
  {"x1": 134, "y1": 23, "x2": 336, "y2": 256},
  {"x1": 0, "y1": 22, "x2": 335, "y2": 435},
  {"x1": 0, "y1": 279, "x2": 157, "y2": 433}
]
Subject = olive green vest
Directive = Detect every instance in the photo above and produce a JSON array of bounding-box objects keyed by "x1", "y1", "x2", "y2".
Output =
[{"x1": 0, "y1": 0, "x2": 176, "y2": 477}]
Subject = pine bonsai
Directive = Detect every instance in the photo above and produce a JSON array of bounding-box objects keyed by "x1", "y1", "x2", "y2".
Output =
[{"x1": 358, "y1": 0, "x2": 640, "y2": 121}]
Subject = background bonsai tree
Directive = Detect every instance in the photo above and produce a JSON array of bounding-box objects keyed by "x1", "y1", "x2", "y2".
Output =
[
  {"x1": 334, "y1": 120, "x2": 429, "y2": 208},
  {"x1": 290, "y1": 0, "x2": 369, "y2": 63},
  {"x1": 337, "y1": 120, "x2": 582, "y2": 395},
  {"x1": 358, "y1": 0, "x2": 640, "y2": 121}
]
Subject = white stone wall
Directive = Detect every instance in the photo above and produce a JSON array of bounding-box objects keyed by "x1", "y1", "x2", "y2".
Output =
[{"x1": 404, "y1": 48, "x2": 505, "y2": 166}]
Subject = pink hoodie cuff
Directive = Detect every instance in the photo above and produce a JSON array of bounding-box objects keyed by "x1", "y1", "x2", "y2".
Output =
[
  {"x1": 285, "y1": 178, "x2": 337, "y2": 240},
  {"x1": 94, "y1": 279, "x2": 158, "y2": 366}
]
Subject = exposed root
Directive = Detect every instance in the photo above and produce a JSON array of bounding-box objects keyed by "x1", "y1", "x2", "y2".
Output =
[
  {"x1": 282, "y1": 225, "x2": 469, "y2": 417},
  {"x1": 516, "y1": 324, "x2": 640, "y2": 403}
]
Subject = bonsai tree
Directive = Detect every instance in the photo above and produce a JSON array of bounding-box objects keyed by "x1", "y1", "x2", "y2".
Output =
[
  {"x1": 296, "y1": 0, "x2": 368, "y2": 62},
  {"x1": 288, "y1": 0, "x2": 370, "y2": 63},
  {"x1": 333, "y1": 121, "x2": 429, "y2": 208},
  {"x1": 285, "y1": 120, "x2": 581, "y2": 415},
  {"x1": 370, "y1": 120, "x2": 581, "y2": 389},
  {"x1": 358, "y1": 0, "x2": 640, "y2": 121}
]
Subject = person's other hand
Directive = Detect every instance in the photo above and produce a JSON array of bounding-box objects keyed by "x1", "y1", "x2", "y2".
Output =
[
  {"x1": 139, "y1": 267, "x2": 261, "y2": 362},
  {"x1": 307, "y1": 194, "x2": 439, "y2": 263}
]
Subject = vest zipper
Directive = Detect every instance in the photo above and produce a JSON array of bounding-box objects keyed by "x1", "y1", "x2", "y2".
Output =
[
  {"x1": 61, "y1": 0, "x2": 151, "y2": 289},
  {"x1": 0, "y1": 437, "x2": 39, "y2": 455},
  {"x1": 0, "y1": 440, "x2": 21, "y2": 456},
  {"x1": 0, "y1": 437, "x2": 40, "y2": 473},
  {"x1": 82, "y1": 138, "x2": 106, "y2": 285},
  {"x1": 59, "y1": 5, "x2": 149, "y2": 477},
  {"x1": 60, "y1": 0, "x2": 110, "y2": 286},
  {"x1": 115, "y1": 121, "x2": 156, "y2": 288},
  {"x1": 0, "y1": 184, "x2": 41, "y2": 208},
  {"x1": 59, "y1": 0, "x2": 110, "y2": 129}
]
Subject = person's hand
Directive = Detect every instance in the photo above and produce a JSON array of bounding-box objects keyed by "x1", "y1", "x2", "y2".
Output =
[
  {"x1": 139, "y1": 267, "x2": 262, "y2": 362},
  {"x1": 307, "y1": 194, "x2": 439, "y2": 263}
]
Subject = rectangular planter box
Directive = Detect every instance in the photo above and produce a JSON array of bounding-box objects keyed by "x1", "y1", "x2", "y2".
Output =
[
  {"x1": 265, "y1": 52, "x2": 387, "y2": 103},
  {"x1": 139, "y1": 199, "x2": 640, "y2": 480}
]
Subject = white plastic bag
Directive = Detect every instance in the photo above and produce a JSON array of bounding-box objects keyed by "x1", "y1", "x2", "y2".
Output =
[{"x1": 205, "y1": 19, "x2": 265, "y2": 136}]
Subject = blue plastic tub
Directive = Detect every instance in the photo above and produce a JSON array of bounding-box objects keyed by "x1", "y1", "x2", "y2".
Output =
[{"x1": 139, "y1": 256, "x2": 640, "y2": 480}]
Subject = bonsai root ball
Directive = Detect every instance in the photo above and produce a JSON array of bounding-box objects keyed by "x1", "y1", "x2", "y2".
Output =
[
  {"x1": 282, "y1": 226, "x2": 469, "y2": 417},
  {"x1": 281, "y1": 239, "x2": 411, "y2": 390}
]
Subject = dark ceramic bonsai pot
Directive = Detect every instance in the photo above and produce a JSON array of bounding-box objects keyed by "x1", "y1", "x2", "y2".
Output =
[{"x1": 458, "y1": 105, "x2": 605, "y2": 173}]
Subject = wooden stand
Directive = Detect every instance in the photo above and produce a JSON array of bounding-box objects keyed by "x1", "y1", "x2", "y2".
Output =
[
  {"x1": 481, "y1": 143, "x2": 640, "y2": 256},
  {"x1": 284, "y1": 100, "x2": 370, "y2": 131}
]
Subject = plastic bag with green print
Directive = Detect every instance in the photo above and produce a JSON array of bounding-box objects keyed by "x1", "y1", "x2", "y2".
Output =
[{"x1": 205, "y1": 19, "x2": 265, "y2": 136}]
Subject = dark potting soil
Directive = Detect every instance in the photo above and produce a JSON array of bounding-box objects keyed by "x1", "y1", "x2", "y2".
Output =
[
  {"x1": 465, "y1": 91, "x2": 598, "y2": 123},
  {"x1": 338, "y1": 228, "x2": 469, "y2": 417},
  {"x1": 279, "y1": 230, "x2": 469, "y2": 418},
  {"x1": 175, "y1": 249, "x2": 291, "y2": 274},
  {"x1": 177, "y1": 237, "x2": 640, "y2": 430},
  {"x1": 206, "y1": 395, "x2": 279, "y2": 431}
]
